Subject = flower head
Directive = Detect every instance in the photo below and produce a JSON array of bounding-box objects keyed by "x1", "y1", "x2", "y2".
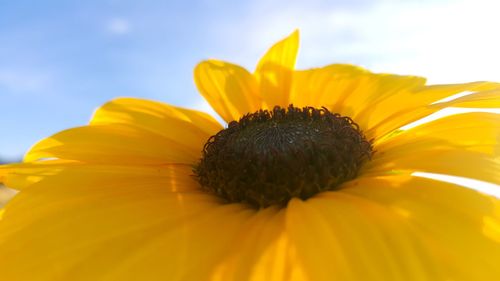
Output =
[{"x1": 1, "y1": 31, "x2": 500, "y2": 281}]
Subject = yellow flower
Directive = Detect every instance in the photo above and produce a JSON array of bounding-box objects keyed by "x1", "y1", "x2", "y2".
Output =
[{"x1": 1, "y1": 30, "x2": 500, "y2": 281}]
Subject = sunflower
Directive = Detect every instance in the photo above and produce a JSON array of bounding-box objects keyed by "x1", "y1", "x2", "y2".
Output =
[{"x1": 1, "y1": 30, "x2": 500, "y2": 281}]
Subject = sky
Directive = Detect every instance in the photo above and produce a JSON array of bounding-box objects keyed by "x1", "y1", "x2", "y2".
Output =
[{"x1": 1, "y1": 0, "x2": 500, "y2": 161}]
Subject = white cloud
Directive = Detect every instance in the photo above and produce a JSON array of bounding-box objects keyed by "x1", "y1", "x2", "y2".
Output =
[
  {"x1": 209, "y1": 0, "x2": 500, "y2": 84},
  {"x1": 106, "y1": 18, "x2": 131, "y2": 35}
]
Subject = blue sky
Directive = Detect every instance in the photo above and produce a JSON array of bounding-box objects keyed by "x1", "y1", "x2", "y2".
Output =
[{"x1": 1, "y1": 0, "x2": 500, "y2": 161}]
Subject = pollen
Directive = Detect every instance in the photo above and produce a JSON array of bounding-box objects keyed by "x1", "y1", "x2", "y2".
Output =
[{"x1": 194, "y1": 105, "x2": 373, "y2": 208}]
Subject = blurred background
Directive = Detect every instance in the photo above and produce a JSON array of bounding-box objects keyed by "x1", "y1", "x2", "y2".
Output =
[{"x1": 1, "y1": 0, "x2": 500, "y2": 206}]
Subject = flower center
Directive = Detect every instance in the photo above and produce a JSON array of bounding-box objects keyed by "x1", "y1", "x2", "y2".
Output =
[{"x1": 194, "y1": 105, "x2": 373, "y2": 208}]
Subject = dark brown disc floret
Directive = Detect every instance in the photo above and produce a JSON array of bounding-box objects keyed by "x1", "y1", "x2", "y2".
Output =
[{"x1": 194, "y1": 105, "x2": 373, "y2": 208}]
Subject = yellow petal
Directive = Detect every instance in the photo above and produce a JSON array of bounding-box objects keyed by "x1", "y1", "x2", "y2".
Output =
[
  {"x1": 344, "y1": 73, "x2": 426, "y2": 127},
  {"x1": 255, "y1": 30, "x2": 299, "y2": 108},
  {"x1": 0, "y1": 163, "x2": 261, "y2": 281},
  {"x1": 370, "y1": 149, "x2": 500, "y2": 184},
  {"x1": 289, "y1": 64, "x2": 499, "y2": 142},
  {"x1": 211, "y1": 207, "x2": 306, "y2": 281},
  {"x1": 0, "y1": 160, "x2": 196, "y2": 191},
  {"x1": 365, "y1": 112, "x2": 500, "y2": 184},
  {"x1": 25, "y1": 124, "x2": 198, "y2": 165},
  {"x1": 375, "y1": 112, "x2": 500, "y2": 153},
  {"x1": 367, "y1": 81, "x2": 500, "y2": 141},
  {"x1": 433, "y1": 87, "x2": 500, "y2": 108},
  {"x1": 1, "y1": 160, "x2": 79, "y2": 190},
  {"x1": 0, "y1": 187, "x2": 16, "y2": 208},
  {"x1": 286, "y1": 198, "x2": 355, "y2": 281},
  {"x1": 0, "y1": 160, "x2": 306, "y2": 281},
  {"x1": 287, "y1": 193, "x2": 440, "y2": 281},
  {"x1": 91, "y1": 97, "x2": 222, "y2": 139},
  {"x1": 289, "y1": 64, "x2": 370, "y2": 110},
  {"x1": 289, "y1": 64, "x2": 427, "y2": 139},
  {"x1": 107, "y1": 203, "x2": 253, "y2": 281},
  {"x1": 339, "y1": 175, "x2": 500, "y2": 280},
  {"x1": 0, "y1": 164, "x2": 309, "y2": 281},
  {"x1": 194, "y1": 60, "x2": 261, "y2": 122},
  {"x1": 0, "y1": 167, "x2": 6, "y2": 183}
]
